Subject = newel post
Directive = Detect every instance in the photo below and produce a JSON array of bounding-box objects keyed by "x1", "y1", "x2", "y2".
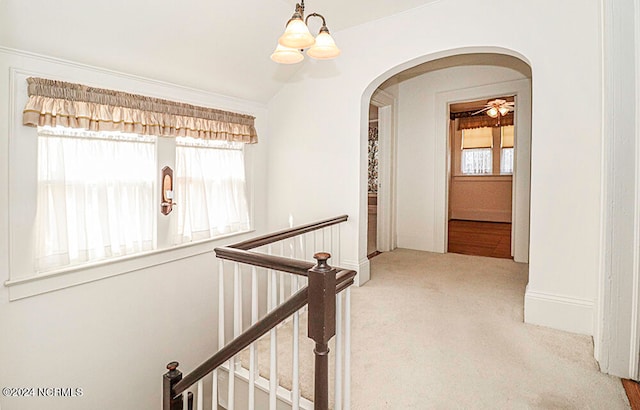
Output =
[
  {"x1": 163, "y1": 361, "x2": 183, "y2": 410},
  {"x1": 307, "y1": 252, "x2": 337, "y2": 410}
]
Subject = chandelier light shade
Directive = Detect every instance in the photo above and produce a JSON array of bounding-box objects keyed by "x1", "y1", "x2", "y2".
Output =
[
  {"x1": 307, "y1": 27, "x2": 341, "y2": 60},
  {"x1": 279, "y1": 13, "x2": 316, "y2": 49},
  {"x1": 270, "y1": 44, "x2": 304, "y2": 64},
  {"x1": 272, "y1": 1, "x2": 340, "y2": 64}
]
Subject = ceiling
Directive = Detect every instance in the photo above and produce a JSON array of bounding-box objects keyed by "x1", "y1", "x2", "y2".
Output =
[{"x1": 0, "y1": 0, "x2": 440, "y2": 103}]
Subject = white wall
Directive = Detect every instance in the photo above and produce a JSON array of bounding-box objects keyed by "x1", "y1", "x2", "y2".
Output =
[
  {"x1": 0, "y1": 48, "x2": 269, "y2": 410},
  {"x1": 393, "y1": 65, "x2": 526, "y2": 250},
  {"x1": 267, "y1": 0, "x2": 601, "y2": 334}
]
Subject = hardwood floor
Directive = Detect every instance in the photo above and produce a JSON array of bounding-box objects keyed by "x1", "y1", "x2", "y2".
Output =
[
  {"x1": 623, "y1": 379, "x2": 640, "y2": 409},
  {"x1": 447, "y1": 219, "x2": 512, "y2": 259}
]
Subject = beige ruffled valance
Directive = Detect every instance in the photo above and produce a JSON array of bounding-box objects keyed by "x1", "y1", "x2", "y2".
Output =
[{"x1": 22, "y1": 77, "x2": 258, "y2": 143}]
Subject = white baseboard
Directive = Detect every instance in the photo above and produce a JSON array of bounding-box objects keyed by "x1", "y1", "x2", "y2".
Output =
[
  {"x1": 524, "y1": 285, "x2": 594, "y2": 335},
  {"x1": 342, "y1": 258, "x2": 370, "y2": 286},
  {"x1": 396, "y1": 235, "x2": 443, "y2": 253}
]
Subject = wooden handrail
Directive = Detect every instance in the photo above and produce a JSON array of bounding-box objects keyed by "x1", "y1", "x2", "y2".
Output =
[
  {"x1": 172, "y1": 269, "x2": 356, "y2": 397},
  {"x1": 230, "y1": 215, "x2": 348, "y2": 250},
  {"x1": 164, "y1": 215, "x2": 354, "y2": 410},
  {"x1": 215, "y1": 246, "x2": 314, "y2": 276}
]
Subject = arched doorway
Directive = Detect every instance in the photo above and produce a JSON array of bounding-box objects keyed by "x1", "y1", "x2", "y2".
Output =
[{"x1": 363, "y1": 52, "x2": 532, "y2": 263}]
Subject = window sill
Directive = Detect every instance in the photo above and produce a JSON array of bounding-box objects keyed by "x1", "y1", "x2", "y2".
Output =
[
  {"x1": 452, "y1": 174, "x2": 513, "y2": 182},
  {"x1": 4, "y1": 229, "x2": 255, "y2": 301}
]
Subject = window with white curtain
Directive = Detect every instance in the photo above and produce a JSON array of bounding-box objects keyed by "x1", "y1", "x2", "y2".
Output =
[
  {"x1": 461, "y1": 127, "x2": 493, "y2": 174},
  {"x1": 462, "y1": 148, "x2": 493, "y2": 174},
  {"x1": 35, "y1": 126, "x2": 156, "y2": 272},
  {"x1": 501, "y1": 148, "x2": 514, "y2": 174},
  {"x1": 500, "y1": 126, "x2": 515, "y2": 174},
  {"x1": 173, "y1": 137, "x2": 250, "y2": 244}
]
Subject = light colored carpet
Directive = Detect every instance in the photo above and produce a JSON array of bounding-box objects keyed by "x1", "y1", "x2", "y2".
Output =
[
  {"x1": 241, "y1": 249, "x2": 629, "y2": 409},
  {"x1": 351, "y1": 249, "x2": 629, "y2": 409}
]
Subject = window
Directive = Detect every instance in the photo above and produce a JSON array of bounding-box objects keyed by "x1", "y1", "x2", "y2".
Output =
[
  {"x1": 174, "y1": 137, "x2": 251, "y2": 243},
  {"x1": 11, "y1": 76, "x2": 258, "y2": 298},
  {"x1": 34, "y1": 128, "x2": 252, "y2": 273},
  {"x1": 461, "y1": 127, "x2": 493, "y2": 174},
  {"x1": 501, "y1": 126, "x2": 514, "y2": 174},
  {"x1": 459, "y1": 126, "x2": 514, "y2": 175},
  {"x1": 35, "y1": 126, "x2": 156, "y2": 272}
]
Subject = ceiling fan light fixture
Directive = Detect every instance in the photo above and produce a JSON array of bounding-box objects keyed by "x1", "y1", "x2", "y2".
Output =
[
  {"x1": 498, "y1": 106, "x2": 510, "y2": 116},
  {"x1": 487, "y1": 107, "x2": 499, "y2": 118}
]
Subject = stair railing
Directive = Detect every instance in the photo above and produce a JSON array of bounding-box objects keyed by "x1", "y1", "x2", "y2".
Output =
[{"x1": 162, "y1": 215, "x2": 355, "y2": 410}]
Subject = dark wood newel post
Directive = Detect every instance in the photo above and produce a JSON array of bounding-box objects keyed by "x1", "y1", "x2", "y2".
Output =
[
  {"x1": 307, "y1": 252, "x2": 337, "y2": 410},
  {"x1": 163, "y1": 361, "x2": 183, "y2": 410}
]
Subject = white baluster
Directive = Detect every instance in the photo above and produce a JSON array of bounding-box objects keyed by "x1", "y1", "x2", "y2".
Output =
[
  {"x1": 334, "y1": 291, "x2": 343, "y2": 410},
  {"x1": 249, "y1": 266, "x2": 258, "y2": 410},
  {"x1": 269, "y1": 268, "x2": 278, "y2": 410},
  {"x1": 267, "y1": 244, "x2": 278, "y2": 410},
  {"x1": 331, "y1": 224, "x2": 341, "y2": 266},
  {"x1": 344, "y1": 287, "x2": 352, "y2": 410},
  {"x1": 197, "y1": 380, "x2": 203, "y2": 410},
  {"x1": 336, "y1": 223, "x2": 342, "y2": 266},
  {"x1": 211, "y1": 369, "x2": 218, "y2": 410},
  {"x1": 234, "y1": 262, "x2": 242, "y2": 340},
  {"x1": 213, "y1": 260, "x2": 224, "y2": 410},
  {"x1": 228, "y1": 262, "x2": 241, "y2": 410},
  {"x1": 292, "y1": 273, "x2": 300, "y2": 410},
  {"x1": 218, "y1": 260, "x2": 225, "y2": 348},
  {"x1": 279, "y1": 241, "x2": 285, "y2": 305},
  {"x1": 228, "y1": 357, "x2": 235, "y2": 410},
  {"x1": 301, "y1": 234, "x2": 308, "y2": 290},
  {"x1": 322, "y1": 226, "x2": 327, "y2": 253},
  {"x1": 291, "y1": 239, "x2": 300, "y2": 410}
]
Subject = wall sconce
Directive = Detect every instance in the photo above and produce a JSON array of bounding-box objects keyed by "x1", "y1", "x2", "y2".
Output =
[{"x1": 161, "y1": 166, "x2": 175, "y2": 215}]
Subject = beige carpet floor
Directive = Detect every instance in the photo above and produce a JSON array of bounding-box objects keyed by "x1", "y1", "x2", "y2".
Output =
[
  {"x1": 350, "y1": 249, "x2": 628, "y2": 409},
  {"x1": 241, "y1": 249, "x2": 629, "y2": 409}
]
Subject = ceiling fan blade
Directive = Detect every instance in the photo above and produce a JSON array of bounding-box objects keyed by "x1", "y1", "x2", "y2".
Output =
[{"x1": 471, "y1": 107, "x2": 490, "y2": 115}]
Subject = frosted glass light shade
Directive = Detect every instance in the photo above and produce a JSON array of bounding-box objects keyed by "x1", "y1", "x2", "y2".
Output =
[
  {"x1": 498, "y1": 106, "x2": 510, "y2": 116},
  {"x1": 279, "y1": 18, "x2": 315, "y2": 49},
  {"x1": 270, "y1": 44, "x2": 304, "y2": 64},
  {"x1": 307, "y1": 31, "x2": 341, "y2": 60},
  {"x1": 487, "y1": 107, "x2": 499, "y2": 118}
]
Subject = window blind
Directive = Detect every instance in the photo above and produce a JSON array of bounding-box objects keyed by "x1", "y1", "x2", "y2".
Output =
[
  {"x1": 502, "y1": 126, "x2": 514, "y2": 148},
  {"x1": 462, "y1": 127, "x2": 493, "y2": 149}
]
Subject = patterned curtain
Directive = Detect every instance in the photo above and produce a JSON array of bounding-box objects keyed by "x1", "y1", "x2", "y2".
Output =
[{"x1": 368, "y1": 125, "x2": 379, "y2": 193}]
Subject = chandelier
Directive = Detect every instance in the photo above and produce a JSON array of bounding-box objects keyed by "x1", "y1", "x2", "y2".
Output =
[{"x1": 271, "y1": 1, "x2": 341, "y2": 64}]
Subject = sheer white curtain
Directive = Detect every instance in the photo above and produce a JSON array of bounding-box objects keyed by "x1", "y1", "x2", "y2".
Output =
[
  {"x1": 461, "y1": 148, "x2": 492, "y2": 174},
  {"x1": 173, "y1": 137, "x2": 250, "y2": 244},
  {"x1": 35, "y1": 127, "x2": 155, "y2": 272},
  {"x1": 501, "y1": 148, "x2": 514, "y2": 174}
]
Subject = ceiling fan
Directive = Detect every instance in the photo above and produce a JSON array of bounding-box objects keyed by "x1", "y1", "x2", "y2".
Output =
[{"x1": 472, "y1": 98, "x2": 515, "y2": 118}]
